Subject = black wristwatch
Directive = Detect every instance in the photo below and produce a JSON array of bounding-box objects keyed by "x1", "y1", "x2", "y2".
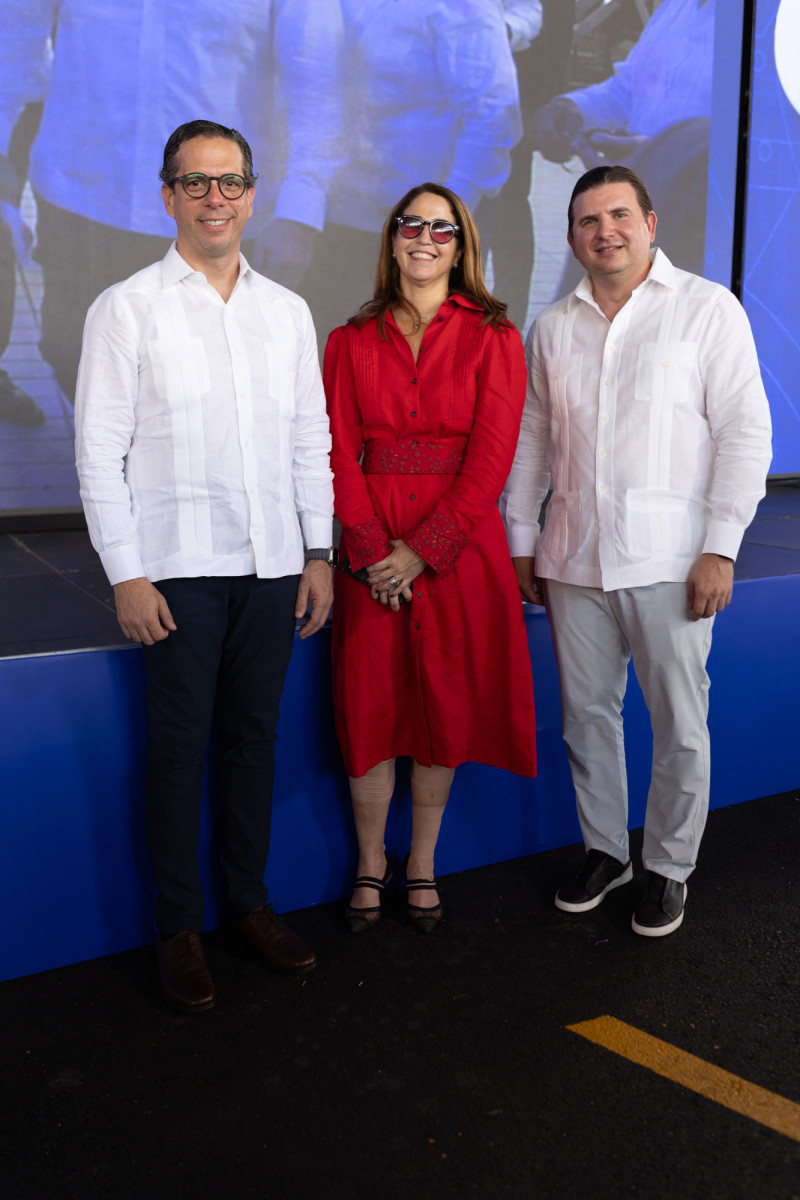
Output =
[{"x1": 305, "y1": 547, "x2": 337, "y2": 566}]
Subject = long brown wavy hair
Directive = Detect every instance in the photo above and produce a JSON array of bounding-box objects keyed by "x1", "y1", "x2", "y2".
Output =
[{"x1": 348, "y1": 182, "x2": 511, "y2": 335}]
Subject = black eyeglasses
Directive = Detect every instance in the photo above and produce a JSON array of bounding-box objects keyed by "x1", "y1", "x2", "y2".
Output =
[
  {"x1": 395, "y1": 215, "x2": 461, "y2": 244},
  {"x1": 170, "y1": 173, "x2": 251, "y2": 199}
]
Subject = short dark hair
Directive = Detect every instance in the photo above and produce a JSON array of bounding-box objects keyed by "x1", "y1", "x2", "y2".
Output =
[
  {"x1": 568, "y1": 165, "x2": 653, "y2": 233},
  {"x1": 159, "y1": 120, "x2": 257, "y2": 187}
]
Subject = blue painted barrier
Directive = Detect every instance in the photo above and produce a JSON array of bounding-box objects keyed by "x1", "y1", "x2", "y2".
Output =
[{"x1": 2, "y1": 576, "x2": 798, "y2": 981}]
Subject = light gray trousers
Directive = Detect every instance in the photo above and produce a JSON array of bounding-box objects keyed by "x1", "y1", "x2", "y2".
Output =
[{"x1": 545, "y1": 580, "x2": 715, "y2": 882}]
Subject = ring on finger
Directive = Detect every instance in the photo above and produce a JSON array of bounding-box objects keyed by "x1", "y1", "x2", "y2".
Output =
[{"x1": 389, "y1": 576, "x2": 401, "y2": 588}]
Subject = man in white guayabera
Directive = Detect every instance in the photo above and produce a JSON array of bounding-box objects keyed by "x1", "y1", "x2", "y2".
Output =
[
  {"x1": 502, "y1": 164, "x2": 772, "y2": 938},
  {"x1": 75, "y1": 121, "x2": 334, "y2": 1011}
]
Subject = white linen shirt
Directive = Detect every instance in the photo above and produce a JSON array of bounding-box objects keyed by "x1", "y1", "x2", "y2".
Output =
[
  {"x1": 501, "y1": 249, "x2": 772, "y2": 591},
  {"x1": 75, "y1": 244, "x2": 333, "y2": 586}
]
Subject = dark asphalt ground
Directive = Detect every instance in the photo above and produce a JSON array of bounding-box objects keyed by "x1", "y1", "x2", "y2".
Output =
[{"x1": 2, "y1": 790, "x2": 799, "y2": 1200}]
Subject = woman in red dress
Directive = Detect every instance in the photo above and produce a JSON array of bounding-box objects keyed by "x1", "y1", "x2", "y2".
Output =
[{"x1": 324, "y1": 183, "x2": 536, "y2": 934}]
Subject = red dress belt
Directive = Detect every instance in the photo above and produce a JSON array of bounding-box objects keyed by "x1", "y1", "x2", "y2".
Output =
[{"x1": 362, "y1": 437, "x2": 468, "y2": 475}]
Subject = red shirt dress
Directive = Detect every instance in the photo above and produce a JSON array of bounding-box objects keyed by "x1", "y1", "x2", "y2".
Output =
[{"x1": 324, "y1": 294, "x2": 536, "y2": 780}]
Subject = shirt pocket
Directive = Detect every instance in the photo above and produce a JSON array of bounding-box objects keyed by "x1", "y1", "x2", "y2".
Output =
[
  {"x1": 146, "y1": 337, "x2": 211, "y2": 408},
  {"x1": 634, "y1": 342, "x2": 699, "y2": 406},
  {"x1": 625, "y1": 489, "x2": 706, "y2": 561}
]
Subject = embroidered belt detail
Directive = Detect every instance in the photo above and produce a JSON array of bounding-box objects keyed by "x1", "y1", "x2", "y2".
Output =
[{"x1": 362, "y1": 438, "x2": 468, "y2": 475}]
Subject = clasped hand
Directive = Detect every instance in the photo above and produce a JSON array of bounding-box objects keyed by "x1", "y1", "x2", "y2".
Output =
[{"x1": 366, "y1": 539, "x2": 425, "y2": 611}]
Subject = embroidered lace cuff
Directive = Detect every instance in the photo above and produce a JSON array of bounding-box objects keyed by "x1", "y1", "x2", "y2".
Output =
[
  {"x1": 407, "y1": 512, "x2": 469, "y2": 577},
  {"x1": 344, "y1": 517, "x2": 394, "y2": 572}
]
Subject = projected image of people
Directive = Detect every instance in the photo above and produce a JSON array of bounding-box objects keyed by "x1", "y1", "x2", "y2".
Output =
[
  {"x1": 0, "y1": 1, "x2": 733, "y2": 518},
  {"x1": 295, "y1": 0, "x2": 525, "y2": 349},
  {"x1": 533, "y1": 0, "x2": 715, "y2": 279}
]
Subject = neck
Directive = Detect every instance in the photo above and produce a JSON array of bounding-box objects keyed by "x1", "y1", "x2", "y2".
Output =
[
  {"x1": 176, "y1": 243, "x2": 242, "y2": 302},
  {"x1": 590, "y1": 263, "x2": 651, "y2": 322},
  {"x1": 399, "y1": 278, "x2": 450, "y2": 316}
]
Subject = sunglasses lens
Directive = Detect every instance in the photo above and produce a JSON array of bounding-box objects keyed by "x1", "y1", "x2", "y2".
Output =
[
  {"x1": 429, "y1": 221, "x2": 456, "y2": 244},
  {"x1": 398, "y1": 216, "x2": 423, "y2": 238}
]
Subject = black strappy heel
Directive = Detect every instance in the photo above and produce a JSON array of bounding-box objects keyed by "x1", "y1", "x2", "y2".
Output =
[
  {"x1": 345, "y1": 851, "x2": 393, "y2": 934},
  {"x1": 403, "y1": 853, "x2": 443, "y2": 934}
]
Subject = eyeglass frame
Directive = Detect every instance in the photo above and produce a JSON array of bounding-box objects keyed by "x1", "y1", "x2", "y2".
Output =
[
  {"x1": 169, "y1": 172, "x2": 255, "y2": 199},
  {"x1": 395, "y1": 214, "x2": 461, "y2": 244}
]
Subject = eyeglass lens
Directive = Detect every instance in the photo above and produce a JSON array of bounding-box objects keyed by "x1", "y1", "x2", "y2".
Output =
[
  {"x1": 397, "y1": 216, "x2": 458, "y2": 244},
  {"x1": 179, "y1": 173, "x2": 246, "y2": 199}
]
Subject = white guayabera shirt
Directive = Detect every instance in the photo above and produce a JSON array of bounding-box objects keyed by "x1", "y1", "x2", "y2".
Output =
[
  {"x1": 75, "y1": 245, "x2": 333, "y2": 586},
  {"x1": 501, "y1": 249, "x2": 772, "y2": 592}
]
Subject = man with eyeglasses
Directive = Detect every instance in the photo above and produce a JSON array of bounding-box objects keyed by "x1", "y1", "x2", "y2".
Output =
[{"x1": 75, "y1": 120, "x2": 334, "y2": 1012}]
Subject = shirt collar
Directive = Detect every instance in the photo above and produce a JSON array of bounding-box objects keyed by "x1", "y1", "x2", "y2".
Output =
[
  {"x1": 570, "y1": 246, "x2": 677, "y2": 310},
  {"x1": 448, "y1": 291, "x2": 486, "y2": 313},
  {"x1": 160, "y1": 242, "x2": 252, "y2": 289}
]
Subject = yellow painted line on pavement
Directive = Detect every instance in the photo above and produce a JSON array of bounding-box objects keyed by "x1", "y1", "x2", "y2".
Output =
[{"x1": 567, "y1": 1015, "x2": 800, "y2": 1143}]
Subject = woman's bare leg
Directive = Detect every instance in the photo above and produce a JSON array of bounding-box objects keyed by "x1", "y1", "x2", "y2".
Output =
[
  {"x1": 348, "y1": 759, "x2": 395, "y2": 909},
  {"x1": 407, "y1": 762, "x2": 455, "y2": 908}
]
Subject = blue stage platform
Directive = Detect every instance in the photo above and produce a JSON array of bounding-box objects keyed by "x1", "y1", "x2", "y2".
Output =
[{"x1": 2, "y1": 483, "x2": 799, "y2": 981}]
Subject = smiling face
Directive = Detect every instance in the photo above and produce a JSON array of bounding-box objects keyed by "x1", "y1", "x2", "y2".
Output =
[
  {"x1": 567, "y1": 182, "x2": 656, "y2": 290},
  {"x1": 393, "y1": 191, "x2": 461, "y2": 297},
  {"x1": 161, "y1": 135, "x2": 254, "y2": 271}
]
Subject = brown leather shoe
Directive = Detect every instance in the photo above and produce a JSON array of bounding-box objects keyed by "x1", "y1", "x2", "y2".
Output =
[
  {"x1": 236, "y1": 905, "x2": 317, "y2": 973},
  {"x1": 155, "y1": 931, "x2": 216, "y2": 1012}
]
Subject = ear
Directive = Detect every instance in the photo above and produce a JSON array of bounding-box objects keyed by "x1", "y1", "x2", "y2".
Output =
[
  {"x1": 647, "y1": 210, "x2": 657, "y2": 242},
  {"x1": 567, "y1": 230, "x2": 576, "y2": 257},
  {"x1": 162, "y1": 183, "x2": 175, "y2": 219}
]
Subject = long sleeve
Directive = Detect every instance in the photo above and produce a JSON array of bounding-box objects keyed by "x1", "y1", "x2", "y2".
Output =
[
  {"x1": 698, "y1": 289, "x2": 772, "y2": 559},
  {"x1": 324, "y1": 324, "x2": 394, "y2": 570},
  {"x1": 270, "y1": 0, "x2": 345, "y2": 230},
  {"x1": 291, "y1": 299, "x2": 335, "y2": 548},
  {"x1": 74, "y1": 288, "x2": 144, "y2": 584},
  {"x1": 562, "y1": 0, "x2": 714, "y2": 139},
  {"x1": 499, "y1": 320, "x2": 552, "y2": 559},
  {"x1": 437, "y1": 7, "x2": 522, "y2": 208},
  {"x1": 0, "y1": 0, "x2": 55, "y2": 155},
  {"x1": 406, "y1": 322, "x2": 527, "y2": 576}
]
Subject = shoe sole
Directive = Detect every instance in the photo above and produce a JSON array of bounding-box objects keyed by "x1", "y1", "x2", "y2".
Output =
[
  {"x1": 555, "y1": 863, "x2": 633, "y2": 913},
  {"x1": 161, "y1": 990, "x2": 216, "y2": 1013},
  {"x1": 631, "y1": 883, "x2": 687, "y2": 937}
]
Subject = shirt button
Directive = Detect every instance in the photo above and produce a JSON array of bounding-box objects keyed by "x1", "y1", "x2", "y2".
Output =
[
  {"x1": 599, "y1": 449, "x2": 607, "y2": 457},
  {"x1": 411, "y1": 378, "x2": 417, "y2": 384},
  {"x1": 412, "y1": 439, "x2": 418, "y2": 444},
  {"x1": 415, "y1": 622, "x2": 421, "y2": 629},
  {"x1": 437, "y1": 316, "x2": 444, "y2": 322},
  {"x1": 553, "y1": 375, "x2": 559, "y2": 382},
  {"x1": 662, "y1": 361, "x2": 669, "y2": 368},
  {"x1": 601, "y1": 413, "x2": 609, "y2": 422},
  {"x1": 599, "y1": 485, "x2": 607, "y2": 493},
  {"x1": 410, "y1": 411, "x2": 417, "y2": 417},
  {"x1": 416, "y1": 591, "x2": 422, "y2": 599},
  {"x1": 409, "y1": 493, "x2": 415, "y2": 500},
  {"x1": 605, "y1": 379, "x2": 612, "y2": 386}
]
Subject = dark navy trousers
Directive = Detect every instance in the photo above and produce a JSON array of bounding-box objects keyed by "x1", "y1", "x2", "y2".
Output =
[{"x1": 142, "y1": 574, "x2": 299, "y2": 936}]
